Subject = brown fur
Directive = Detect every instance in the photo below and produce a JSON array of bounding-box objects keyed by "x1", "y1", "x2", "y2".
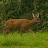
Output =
[{"x1": 3, "y1": 13, "x2": 40, "y2": 36}]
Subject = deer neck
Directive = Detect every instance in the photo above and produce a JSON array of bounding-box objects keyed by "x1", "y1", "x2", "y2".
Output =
[
  {"x1": 28, "y1": 18, "x2": 36, "y2": 26},
  {"x1": 31, "y1": 18, "x2": 36, "y2": 23}
]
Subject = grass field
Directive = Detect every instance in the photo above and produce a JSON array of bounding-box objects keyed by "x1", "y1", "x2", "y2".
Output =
[{"x1": 0, "y1": 32, "x2": 48, "y2": 48}]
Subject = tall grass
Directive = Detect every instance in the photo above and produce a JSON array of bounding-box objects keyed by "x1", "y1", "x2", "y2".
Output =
[{"x1": 0, "y1": 32, "x2": 48, "y2": 48}]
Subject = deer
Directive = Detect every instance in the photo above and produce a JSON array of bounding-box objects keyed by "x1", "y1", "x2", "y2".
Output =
[{"x1": 3, "y1": 13, "x2": 40, "y2": 36}]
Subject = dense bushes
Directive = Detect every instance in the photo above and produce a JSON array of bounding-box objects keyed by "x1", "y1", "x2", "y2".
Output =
[{"x1": 0, "y1": 0, "x2": 48, "y2": 32}]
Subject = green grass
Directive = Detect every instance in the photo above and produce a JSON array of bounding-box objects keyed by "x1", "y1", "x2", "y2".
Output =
[{"x1": 0, "y1": 32, "x2": 48, "y2": 48}]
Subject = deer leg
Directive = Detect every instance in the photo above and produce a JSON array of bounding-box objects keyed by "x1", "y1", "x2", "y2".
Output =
[
  {"x1": 19, "y1": 28, "x2": 24, "y2": 36},
  {"x1": 20, "y1": 31, "x2": 23, "y2": 36},
  {"x1": 5, "y1": 29, "x2": 11, "y2": 35},
  {"x1": 3, "y1": 26, "x2": 10, "y2": 35},
  {"x1": 28, "y1": 28, "x2": 34, "y2": 34}
]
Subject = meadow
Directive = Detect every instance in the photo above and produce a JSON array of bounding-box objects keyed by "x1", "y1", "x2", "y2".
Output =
[{"x1": 0, "y1": 32, "x2": 48, "y2": 48}]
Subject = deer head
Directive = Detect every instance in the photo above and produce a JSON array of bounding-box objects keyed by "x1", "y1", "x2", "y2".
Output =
[{"x1": 32, "y1": 13, "x2": 40, "y2": 22}]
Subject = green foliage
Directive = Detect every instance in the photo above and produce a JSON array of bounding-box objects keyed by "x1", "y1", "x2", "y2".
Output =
[{"x1": 0, "y1": 0, "x2": 48, "y2": 32}]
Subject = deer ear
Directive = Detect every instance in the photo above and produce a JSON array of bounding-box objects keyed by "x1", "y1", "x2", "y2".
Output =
[
  {"x1": 37, "y1": 13, "x2": 39, "y2": 17},
  {"x1": 32, "y1": 13, "x2": 34, "y2": 17}
]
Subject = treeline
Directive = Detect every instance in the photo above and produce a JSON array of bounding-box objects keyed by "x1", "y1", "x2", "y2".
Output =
[{"x1": 0, "y1": 0, "x2": 48, "y2": 32}]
